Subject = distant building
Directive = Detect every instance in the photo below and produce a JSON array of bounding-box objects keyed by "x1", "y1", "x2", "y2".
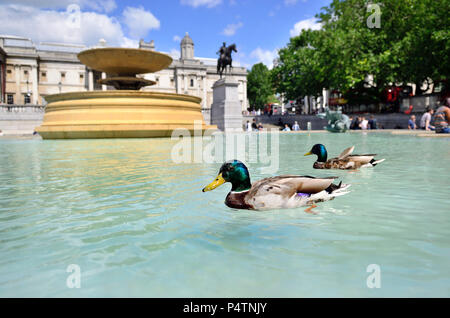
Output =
[{"x1": 0, "y1": 33, "x2": 248, "y2": 116}]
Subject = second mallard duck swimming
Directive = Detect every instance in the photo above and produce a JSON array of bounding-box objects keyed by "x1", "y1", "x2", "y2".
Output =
[{"x1": 304, "y1": 144, "x2": 385, "y2": 169}]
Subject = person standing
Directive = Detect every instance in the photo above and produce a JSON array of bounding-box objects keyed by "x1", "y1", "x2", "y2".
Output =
[
  {"x1": 408, "y1": 115, "x2": 417, "y2": 129},
  {"x1": 251, "y1": 118, "x2": 258, "y2": 131},
  {"x1": 368, "y1": 115, "x2": 378, "y2": 129},
  {"x1": 246, "y1": 120, "x2": 252, "y2": 132},
  {"x1": 420, "y1": 107, "x2": 435, "y2": 130},
  {"x1": 292, "y1": 121, "x2": 300, "y2": 131},
  {"x1": 359, "y1": 116, "x2": 369, "y2": 130}
]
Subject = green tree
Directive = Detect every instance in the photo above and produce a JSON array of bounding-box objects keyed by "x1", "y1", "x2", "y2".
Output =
[
  {"x1": 272, "y1": 0, "x2": 450, "y2": 104},
  {"x1": 247, "y1": 63, "x2": 273, "y2": 110}
]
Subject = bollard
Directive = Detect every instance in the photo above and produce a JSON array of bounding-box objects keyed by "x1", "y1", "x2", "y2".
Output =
[{"x1": 307, "y1": 122, "x2": 311, "y2": 131}]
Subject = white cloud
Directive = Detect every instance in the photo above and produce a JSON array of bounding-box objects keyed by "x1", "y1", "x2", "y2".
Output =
[
  {"x1": 122, "y1": 6, "x2": 160, "y2": 38},
  {"x1": 180, "y1": 0, "x2": 222, "y2": 8},
  {"x1": 0, "y1": 4, "x2": 131, "y2": 47},
  {"x1": 120, "y1": 37, "x2": 139, "y2": 48},
  {"x1": 222, "y1": 22, "x2": 243, "y2": 36},
  {"x1": 169, "y1": 49, "x2": 181, "y2": 59},
  {"x1": 173, "y1": 35, "x2": 181, "y2": 42},
  {"x1": 250, "y1": 47, "x2": 278, "y2": 69},
  {"x1": 289, "y1": 17, "x2": 321, "y2": 37}
]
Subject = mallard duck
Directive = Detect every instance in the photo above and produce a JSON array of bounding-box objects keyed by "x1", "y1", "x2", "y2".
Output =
[
  {"x1": 202, "y1": 160, "x2": 350, "y2": 211},
  {"x1": 304, "y1": 144, "x2": 385, "y2": 169}
]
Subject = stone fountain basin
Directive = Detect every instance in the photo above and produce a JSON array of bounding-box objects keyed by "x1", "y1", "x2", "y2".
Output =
[
  {"x1": 78, "y1": 48, "x2": 173, "y2": 76},
  {"x1": 36, "y1": 91, "x2": 216, "y2": 139}
]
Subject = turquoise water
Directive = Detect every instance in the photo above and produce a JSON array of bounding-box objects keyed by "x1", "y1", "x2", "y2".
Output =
[{"x1": 0, "y1": 132, "x2": 449, "y2": 297}]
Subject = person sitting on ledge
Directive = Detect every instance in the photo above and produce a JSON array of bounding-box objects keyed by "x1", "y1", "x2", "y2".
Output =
[
  {"x1": 433, "y1": 103, "x2": 450, "y2": 134},
  {"x1": 282, "y1": 124, "x2": 291, "y2": 131},
  {"x1": 420, "y1": 107, "x2": 435, "y2": 131},
  {"x1": 368, "y1": 115, "x2": 378, "y2": 129},
  {"x1": 408, "y1": 115, "x2": 417, "y2": 130}
]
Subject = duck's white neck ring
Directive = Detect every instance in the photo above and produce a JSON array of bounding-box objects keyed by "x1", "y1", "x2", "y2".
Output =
[{"x1": 230, "y1": 189, "x2": 250, "y2": 194}]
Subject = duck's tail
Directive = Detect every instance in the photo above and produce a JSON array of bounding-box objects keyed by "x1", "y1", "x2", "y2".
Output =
[
  {"x1": 308, "y1": 182, "x2": 350, "y2": 203},
  {"x1": 362, "y1": 158, "x2": 385, "y2": 168},
  {"x1": 326, "y1": 181, "x2": 351, "y2": 196}
]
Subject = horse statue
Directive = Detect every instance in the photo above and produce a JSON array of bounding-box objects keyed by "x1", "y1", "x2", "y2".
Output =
[{"x1": 217, "y1": 43, "x2": 237, "y2": 78}]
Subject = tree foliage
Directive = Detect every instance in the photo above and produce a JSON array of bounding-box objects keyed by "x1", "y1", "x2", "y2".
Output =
[
  {"x1": 271, "y1": 0, "x2": 450, "y2": 104},
  {"x1": 247, "y1": 63, "x2": 273, "y2": 110}
]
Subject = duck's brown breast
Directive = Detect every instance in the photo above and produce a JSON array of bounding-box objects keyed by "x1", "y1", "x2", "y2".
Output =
[{"x1": 225, "y1": 191, "x2": 254, "y2": 210}]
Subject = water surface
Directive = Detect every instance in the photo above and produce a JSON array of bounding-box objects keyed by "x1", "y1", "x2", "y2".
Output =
[{"x1": 0, "y1": 132, "x2": 449, "y2": 297}]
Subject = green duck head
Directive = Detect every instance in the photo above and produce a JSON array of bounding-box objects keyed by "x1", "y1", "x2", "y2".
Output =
[
  {"x1": 304, "y1": 144, "x2": 328, "y2": 162},
  {"x1": 202, "y1": 160, "x2": 251, "y2": 193}
]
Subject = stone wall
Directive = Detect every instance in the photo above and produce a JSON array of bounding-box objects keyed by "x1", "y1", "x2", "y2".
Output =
[
  {"x1": 0, "y1": 105, "x2": 44, "y2": 134},
  {"x1": 244, "y1": 113, "x2": 421, "y2": 130}
]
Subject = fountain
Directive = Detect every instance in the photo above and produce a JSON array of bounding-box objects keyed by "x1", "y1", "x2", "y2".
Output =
[{"x1": 36, "y1": 47, "x2": 215, "y2": 139}]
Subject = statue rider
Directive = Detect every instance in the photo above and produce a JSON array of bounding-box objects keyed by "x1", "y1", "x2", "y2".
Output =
[{"x1": 217, "y1": 42, "x2": 227, "y2": 60}]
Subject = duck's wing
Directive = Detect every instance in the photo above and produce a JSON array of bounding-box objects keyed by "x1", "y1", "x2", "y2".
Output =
[
  {"x1": 245, "y1": 175, "x2": 337, "y2": 210},
  {"x1": 337, "y1": 146, "x2": 355, "y2": 159},
  {"x1": 249, "y1": 175, "x2": 336, "y2": 197},
  {"x1": 348, "y1": 154, "x2": 377, "y2": 164}
]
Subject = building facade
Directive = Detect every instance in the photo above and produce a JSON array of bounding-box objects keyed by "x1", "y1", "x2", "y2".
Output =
[{"x1": 0, "y1": 34, "x2": 248, "y2": 115}]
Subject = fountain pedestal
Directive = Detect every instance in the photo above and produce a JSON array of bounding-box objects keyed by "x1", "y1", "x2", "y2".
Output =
[{"x1": 210, "y1": 78, "x2": 243, "y2": 132}]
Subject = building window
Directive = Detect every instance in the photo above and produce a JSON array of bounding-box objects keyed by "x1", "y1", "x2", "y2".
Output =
[
  {"x1": 41, "y1": 72, "x2": 47, "y2": 78},
  {"x1": 60, "y1": 72, "x2": 66, "y2": 81},
  {"x1": 7, "y1": 69, "x2": 12, "y2": 74},
  {"x1": 190, "y1": 79, "x2": 194, "y2": 87},
  {"x1": 24, "y1": 94, "x2": 31, "y2": 104},
  {"x1": 7, "y1": 94, "x2": 14, "y2": 105},
  {"x1": 170, "y1": 78, "x2": 174, "y2": 86},
  {"x1": 24, "y1": 70, "x2": 28, "y2": 75}
]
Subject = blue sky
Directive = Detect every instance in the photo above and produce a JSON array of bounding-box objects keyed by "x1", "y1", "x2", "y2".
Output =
[{"x1": 0, "y1": 0, "x2": 331, "y2": 68}]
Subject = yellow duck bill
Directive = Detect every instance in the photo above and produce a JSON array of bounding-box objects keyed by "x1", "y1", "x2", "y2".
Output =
[
  {"x1": 304, "y1": 151, "x2": 312, "y2": 156},
  {"x1": 202, "y1": 173, "x2": 226, "y2": 192}
]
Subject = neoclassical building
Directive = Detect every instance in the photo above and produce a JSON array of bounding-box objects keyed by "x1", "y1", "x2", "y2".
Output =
[{"x1": 0, "y1": 33, "x2": 248, "y2": 117}]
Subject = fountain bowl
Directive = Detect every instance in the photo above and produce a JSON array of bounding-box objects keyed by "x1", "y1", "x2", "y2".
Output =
[{"x1": 78, "y1": 48, "x2": 173, "y2": 75}]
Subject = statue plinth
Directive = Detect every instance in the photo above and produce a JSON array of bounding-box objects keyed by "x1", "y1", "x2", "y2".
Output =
[{"x1": 210, "y1": 78, "x2": 243, "y2": 132}]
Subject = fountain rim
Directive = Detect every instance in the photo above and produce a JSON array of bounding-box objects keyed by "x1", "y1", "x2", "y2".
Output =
[{"x1": 44, "y1": 90, "x2": 202, "y2": 104}]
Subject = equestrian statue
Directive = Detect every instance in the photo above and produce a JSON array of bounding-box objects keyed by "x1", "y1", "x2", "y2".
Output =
[{"x1": 216, "y1": 42, "x2": 237, "y2": 78}]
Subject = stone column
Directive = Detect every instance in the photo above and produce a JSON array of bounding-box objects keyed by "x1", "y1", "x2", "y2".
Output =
[
  {"x1": 210, "y1": 77, "x2": 243, "y2": 132},
  {"x1": 88, "y1": 69, "x2": 94, "y2": 91},
  {"x1": 184, "y1": 75, "x2": 187, "y2": 94},
  {"x1": 31, "y1": 65, "x2": 39, "y2": 104},
  {"x1": 14, "y1": 65, "x2": 20, "y2": 104},
  {"x1": 176, "y1": 74, "x2": 181, "y2": 94},
  {"x1": 202, "y1": 76, "x2": 207, "y2": 109},
  {"x1": 101, "y1": 72, "x2": 107, "y2": 91}
]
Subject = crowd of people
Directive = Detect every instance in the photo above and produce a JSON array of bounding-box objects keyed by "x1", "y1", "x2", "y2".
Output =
[
  {"x1": 348, "y1": 115, "x2": 378, "y2": 130},
  {"x1": 244, "y1": 100, "x2": 450, "y2": 134},
  {"x1": 408, "y1": 102, "x2": 450, "y2": 134}
]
